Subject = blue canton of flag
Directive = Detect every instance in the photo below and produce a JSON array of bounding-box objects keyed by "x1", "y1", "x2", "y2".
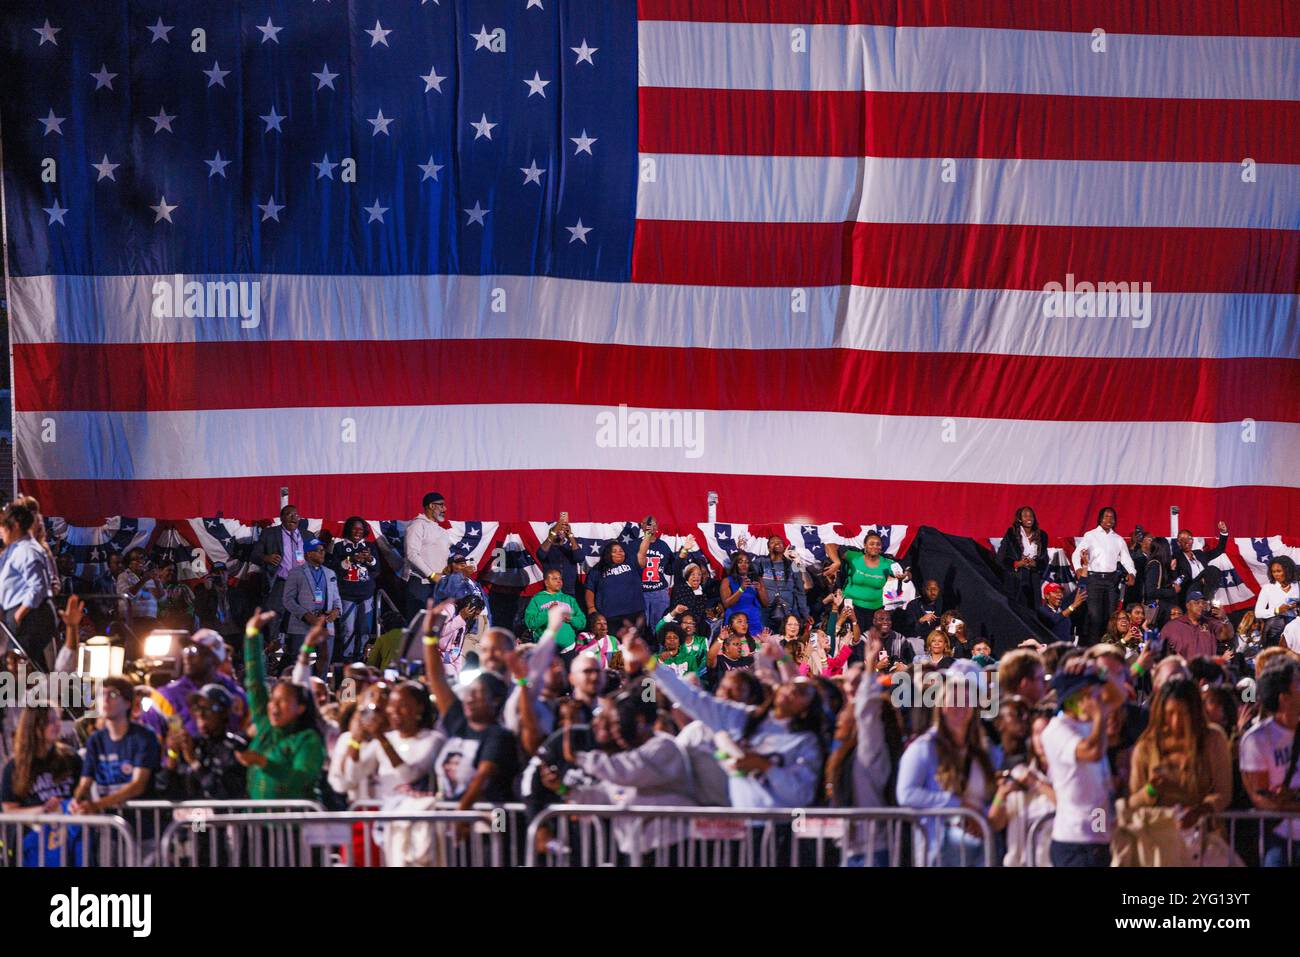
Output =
[{"x1": 0, "y1": 0, "x2": 637, "y2": 282}]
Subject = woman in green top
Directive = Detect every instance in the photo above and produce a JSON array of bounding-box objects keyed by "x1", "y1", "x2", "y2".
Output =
[
  {"x1": 234, "y1": 610, "x2": 328, "y2": 800},
  {"x1": 523, "y1": 569, "x2": 586, "y2": 648},
  {"x1": 842, "y1": 532, "x2": 908, "y2": 631}
]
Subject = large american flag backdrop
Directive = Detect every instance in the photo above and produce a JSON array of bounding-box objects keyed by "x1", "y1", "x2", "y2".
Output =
[{"x1": 1, "y1": 1, "x2": 1298, "y2": 536}]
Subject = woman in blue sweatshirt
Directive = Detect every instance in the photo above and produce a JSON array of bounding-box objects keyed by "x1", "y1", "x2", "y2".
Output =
[{"x1": 584, "y1": 540, "x2": 645, "y2": 632}]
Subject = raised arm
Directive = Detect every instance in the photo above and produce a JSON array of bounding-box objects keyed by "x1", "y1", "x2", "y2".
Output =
[{"x1": 419, "y1": 600, "x2": 458, "y2": 716}]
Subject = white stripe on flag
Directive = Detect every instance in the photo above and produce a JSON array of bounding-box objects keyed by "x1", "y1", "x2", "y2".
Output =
[
  {"x1": 637, "y1": 155, "x2": 1300, "y2": 230},
  {"x1": 638, "y1": 22, "x2": 1300, "y2": 99},
  {"x1": 10, "y1": 275, "x2": 1297, "y2": 361},
  {"x1": 16, "y1": 406, "x2": 1299, "y2": 487}
]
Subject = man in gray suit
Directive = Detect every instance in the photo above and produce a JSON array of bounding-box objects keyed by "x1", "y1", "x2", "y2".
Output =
[
  {"x1": 282, "y1": 537, "x2": 341, "y2": 669},
  {"x1": 250, "y1": 504, "x2": 308, "y2": 649}
]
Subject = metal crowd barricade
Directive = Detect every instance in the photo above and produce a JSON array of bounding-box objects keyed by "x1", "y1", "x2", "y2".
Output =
[
  {"x1": 1026, "y1": 810, "x2": 1300, "y2": 867},
  {"x1": 1200, "y1": 810, "x2": 1300, "y2": 867},
  {"x1": 0, "y1": 813, "x2": 137, "y2": 867},
  {"x1": 1025, "y1": 812, "x2": 1054, "y2": 867},
  {"x1": 158, "y1": 809, "x2": 500, "y2": 867},
  {"x1": 347, "y1": 800, "x2": 529, "y2": 867},
  {"x1": 121, "y1": 799, "x2": 327, "y2": 851},
  {"x1": 522, "y1": 806, "x2": 993, "y2": 868}
]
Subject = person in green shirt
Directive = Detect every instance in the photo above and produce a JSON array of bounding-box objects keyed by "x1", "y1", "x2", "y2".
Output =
[
  {"x1": 842, "y1": 532, "x2": 908, "y2": 630},
  {"x1": 234, "y1": 610, "x2": 327, "y2": 800},
  {"x1": 523, "y1": 569, "x2": 586, "y2": 648},
  {"x1": 655, "y1": 612, "x2": 708, "y2": 677},
  {"x1": 655, "y1": 623, "x2": 695, "y2": 677}
]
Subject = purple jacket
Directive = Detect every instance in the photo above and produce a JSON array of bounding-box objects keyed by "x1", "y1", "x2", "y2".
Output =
[{"x1": 140, "y1": 673, "x2": 247, "y2": 740}]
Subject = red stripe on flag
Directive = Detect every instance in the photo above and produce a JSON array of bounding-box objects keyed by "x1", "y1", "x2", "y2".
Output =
[
  {"x1": 637, "y1": 0, "x2": 1300, "y2": 36},
  {"x1": 631, "y1": 220, "x2": 1300, "y2": 292},
  {"x1": 21, "y1": 472, "x2": 1300, "y2": 532},
  {"x1": 14, "y1": 341, "x2": 1300, "y2": 423},
  {"x1": 638, "y1": 89, "x2": 1300, "y2": 164}
]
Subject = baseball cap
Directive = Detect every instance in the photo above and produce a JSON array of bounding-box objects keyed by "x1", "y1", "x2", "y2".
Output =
[
  {"x1": 187, "y1": 683, "x2": 236, "y2": 713},
  {"x1": 303, "y1": 537, "x2": 325, "y2": 553},
  {"x1": 1186, "y1": 590, "x2": 1206, "y2": 602},
  {"x1": 185, "y1": 628, "x2": 228, "y2": 663},
  {"x1": 1042, "y1": 582, "x2": 1064, "y2": 598},
  {"x1": 423, "y1": 492, "x2": 445, "y2": 508},
  {"x1": 1050, "y1": 668, "x2": 1108, "y2": 710}
]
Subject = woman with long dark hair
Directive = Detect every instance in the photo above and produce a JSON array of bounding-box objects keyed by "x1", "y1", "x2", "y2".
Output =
[
  {"x1": 1255, "y1": 557, "x2": 1299, "y2": 647},
  {"x1": 236, "y1": 610, "x2": 328, "y2": 799},
  {"x1": 719, "y1": 550, "x2": 768, "y2": 632},
  {"x1": 631, "y1": 634, "x2": 826, "y2": 808},
  {"x1": 996, "y1": 507, "x2": 1049, "y2": 610},
  {"x1": 1, "y1": 704, "x2": 80, "y2": 811},
  {"x1": 896, "y1": 664, "x2": 996, "y2": 865},
  {"x1": 1141, "y1": 537, "x2": 1180, "y2": 629}
]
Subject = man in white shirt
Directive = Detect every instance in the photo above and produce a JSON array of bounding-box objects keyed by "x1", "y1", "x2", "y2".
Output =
[
  {"x1": 1071, "y1": 507, "x2": 1136, "y2": 646},
  {"x1": 1240, "y1": 659, "x2": 1300, "y2": 866},
  {"x1": 1040, "y1": 664, "x2": 1117, "y2": 866},
  {"x1": 404, "y1": 492, "x2": 452, "y2": 617}
]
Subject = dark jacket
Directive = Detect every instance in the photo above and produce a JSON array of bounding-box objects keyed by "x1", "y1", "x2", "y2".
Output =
[
  {"x1": 1173, "y1": 534, "x2": 1228, "y2": 601},
  {"x1": 996, "y1": 525, "x2": 1049, "y2": 576}
]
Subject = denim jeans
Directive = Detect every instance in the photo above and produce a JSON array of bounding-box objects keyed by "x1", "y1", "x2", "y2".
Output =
[
  {"x1": 1049, "y1": 840, "x2": 1111, "y2": 867},
  {"x1": 335, "y1": 596, "x2": 375, "y2": 662}
]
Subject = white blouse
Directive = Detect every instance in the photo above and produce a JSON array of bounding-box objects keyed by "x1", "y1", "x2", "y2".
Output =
[{"x1": 1256, "y1": 581, "x2": 1299, "y2": 621}]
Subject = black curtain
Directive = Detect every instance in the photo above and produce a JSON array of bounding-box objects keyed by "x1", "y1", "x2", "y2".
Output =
[{"x1": 901, "y1": 526, "x2": 1055, "y2": 655}]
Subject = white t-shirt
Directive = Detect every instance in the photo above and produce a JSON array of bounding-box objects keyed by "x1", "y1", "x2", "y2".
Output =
[
  {"x1": 1041, "y1": 714, "x2": 1113, "y2": 844},
  {"x1": 1239, "y1": 717, "x2": 1300, "y2": 839}
]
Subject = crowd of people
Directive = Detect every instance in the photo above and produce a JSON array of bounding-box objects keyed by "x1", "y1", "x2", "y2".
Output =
[{"x1": 1, "y1": 490, "x2": 1299, "y2": 868}]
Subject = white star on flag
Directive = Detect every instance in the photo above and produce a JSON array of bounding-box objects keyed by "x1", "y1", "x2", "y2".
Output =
[
  {"x1": 464, "y1": 201, "x2": 489, "y2": 226},
  {"x1": 313, "y1": 65, "x2": 340, "y2": 91},
  {"x1": 365, "y1": 20, "x2": 392, "y2": 47},
  {"x1": 526, "y1": 0, "x2": 544, "y2": 9},
  {"x1": 471, "y1": 25, "x2": 495, "y2": 50},
  {"x1": 92, "y1": 155, "x2": 120, "y2": 181},
  {"x1": 524, "y1": 72, "x2": 550, "y2": 98},
  {"x1": 91, "y1": 65, "x2": 118, "y2": 90},
  {"x1": 521, "y1": 160, "x2": 545, "y2": 185},
  {"x1": 260, "y1": 106, "x2": 286, "y2": 133},
  {"x1": 421, "y1": 67, "x2": 446, "y2": 93},
  {"x1": 566, "y1": 219, "x2": 592, "y2": 244},
  {"x1": 33, "y1": 20, "x2": 60, "y2": 46},
  {"x1": 42, "y1": 199, "x2": 68, "y2": 225},
  {"x1": 151, "y1": 107, "x2": 177, "y2": 133},
  {"x1": 38, "y1": 109, "x2": 66, "y2": 136},
  {"x1": 151, "y1": 196, "x2": 178, "y2": 223},
  {"x1": 368, "y1": 109, "x2": 395, "y2": 135},
  {"x1": 363, "y1": 199, "x2": 388, "y2": 223},
  {"x1": 572, "y1": 39, "x2": 597, "y2": 65},
  {"x1": 146, "y1": 17, "x2": 173, "y2": 43},
  {"x1": 471, "y1": 114, "x2": 497, "y2": 140},
  {"x1": 203, "y1": 62, "x2": 230, "y2": 88},
  {"x1": 571, "y1": 130, "x2": 597, "y2": 155},
  {"x1": 256, "y1": 18, "x2": 283, "y2": 43},
  {"x1": 205, "y1": 152, "x2": 230, "y2": 178},
  {"x1": 315, "y1": 154, "x2": 338, "y2": 179},
  {"x1": 258, "y1": 196, "x2": 285, "y2": 222},
  {"x1": 419, "y1": 157, "x2": 444, "y2": 181}
]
